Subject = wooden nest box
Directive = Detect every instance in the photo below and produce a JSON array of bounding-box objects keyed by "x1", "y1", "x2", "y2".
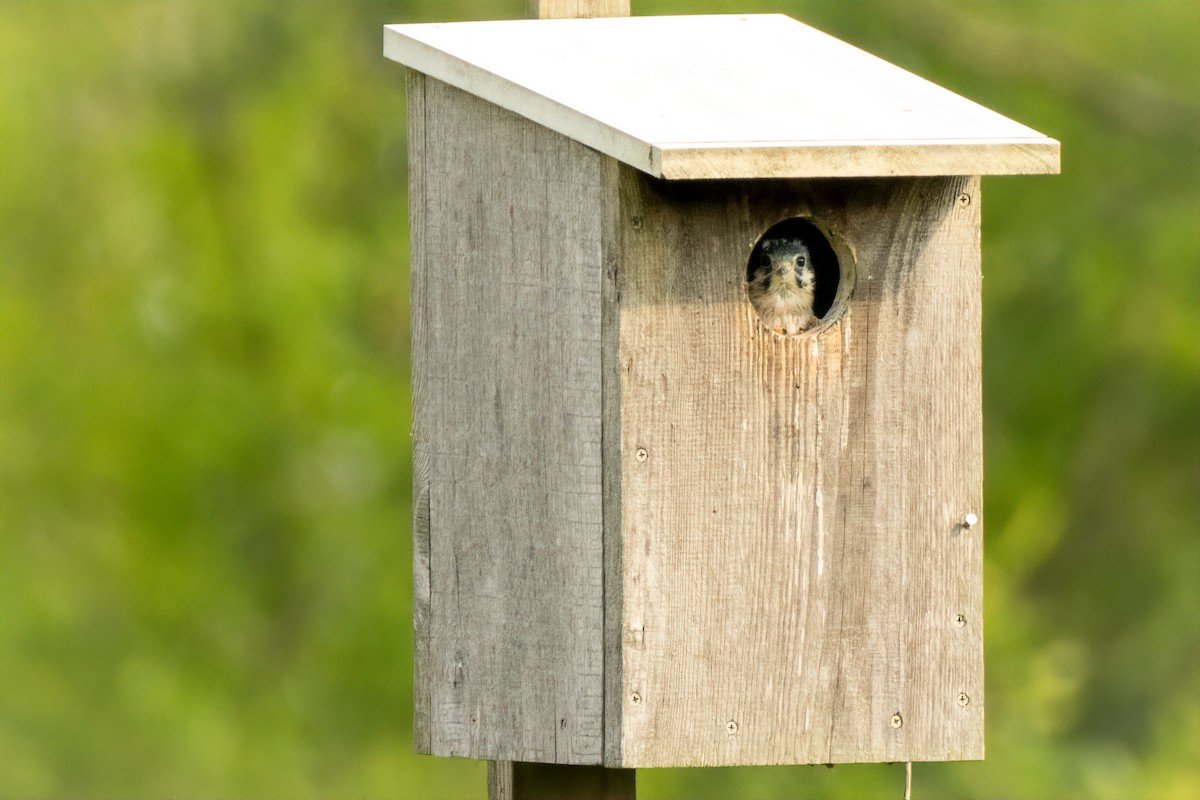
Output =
[{"x1": 386, "y1": 14, "x2": 1058, "y2": 770}]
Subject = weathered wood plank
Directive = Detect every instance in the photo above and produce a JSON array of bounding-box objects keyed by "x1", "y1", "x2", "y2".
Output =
[
  {"x1": 383, "y1": 15, "x2": 1060, "y2": 179},
  {"x1": 489, "y1": 761, "x2": 636, "y2": 800},
  {"x1": 898, "y1": 177, "x2": 985, "y2": 760},
  {"x1": 528, "y1": 0, "x2": 630, "y2": 18},
  {"x1": 408, "y1": 68, "x2": 432, "y2": 754},
  {"x1": 488, "y1": 760, "x2": 515, "y2": 800},
  {"x1": 613, "y1": 172, "x2": 984, "y2": 766},
  {"x1": 419, "y1": 78, "x2": 607, "y2": 763}
]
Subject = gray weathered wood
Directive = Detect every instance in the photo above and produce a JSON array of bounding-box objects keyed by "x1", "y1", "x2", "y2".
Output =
[
  {"x1": 414, "y1": 77, "x2": 608, "y2": 763},
  {"x1": 528, "y1": 0, "x2": 630, "y2": 18},
  {"x1": 513, "y1": 7, "x2": 630, "y2": 796},
  {"x1": 408, "y1": 63, "x2": 986, "y2": 772},
  {"x1": 408, "y1": 69, "x2": 433, "y2": 755},
  {"x1": 612, "y1": 172, "x2": 984, "y2": 766},
  {"x1": 489, "y1": 761, "x2": 635, "y2": 800},
  {"x1": 410, "y1": 96, "x2": 985, "y2": 764},
  {"x1": 488, "y1": 761, "x2": 515, "y2": 800}
]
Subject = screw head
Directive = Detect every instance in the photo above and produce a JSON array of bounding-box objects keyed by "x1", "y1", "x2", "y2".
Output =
[
  {"x1": 890, "y1": 713, "x2": 903, "y2": 729},
  {"x1": 955, "y1": 614, "x2": 967, "y2": 628},
  {"x1": 726, "y1": 720, "x2": 739, "y2": 735},
  {"x1": 630, "y1": 692, "x2": 642, "y2": 705},
  {"x1": 635, "y1": 447, "x2": 648, "y2": 462},
  {"x1": 957, "y1": 193, "x2": 972, "y2": 207},
  {"x1": 958, "y1": 692, "x2": 970, "y2": 707},
  {"x1": 630, "y1": 216, "x2": 644, "y2": 230}
]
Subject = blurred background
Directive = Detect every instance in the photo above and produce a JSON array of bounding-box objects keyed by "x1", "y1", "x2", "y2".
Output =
[{"x1": 0, "y1": 0, "x2": 1196, "y2": 797}]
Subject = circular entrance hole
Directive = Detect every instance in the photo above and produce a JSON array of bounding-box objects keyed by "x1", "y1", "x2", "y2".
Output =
[{"x1": 746, "y1": 218, "x2": 853, "y2": 337}]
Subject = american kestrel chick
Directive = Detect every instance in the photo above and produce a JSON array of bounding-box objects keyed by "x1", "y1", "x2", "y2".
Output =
[{"x1": 747, "y1": 237, "x2": 817, "y2": 335}]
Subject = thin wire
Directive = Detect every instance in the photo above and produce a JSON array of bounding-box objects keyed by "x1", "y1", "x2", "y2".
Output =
[{"x1": 904, "y1": 762, "x2": 913, "y2": 800}]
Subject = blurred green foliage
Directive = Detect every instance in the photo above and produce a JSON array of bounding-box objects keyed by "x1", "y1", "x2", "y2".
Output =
[{"x1": 0, "y1": 1, "x2": 1196, "y2": 798}]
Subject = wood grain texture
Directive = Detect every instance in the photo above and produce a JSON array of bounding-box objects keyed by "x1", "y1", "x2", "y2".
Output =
[
  {"x1": 613, "y1": 172, "x2": 984, "y2": 767},
  {"x1": 415, "y1": 78, "x2": 608, "y2": 763},
  {"x1": 599, "y1": 159, "x2": 625, "y2": 767},
  {"x1": 383, "y1": 15, "x2": 1060, "y2": 179},
  {"x1": 489, "y1": 761, "x2": 636, "y2": 800},
  {"x1": 408, "y1": 69, "x2": 433, "y2": 754},
  {"x1": 408, "y1": 76, "x2": 987, "y2": 768},
  {"x1": 529, "y1": 0, "x2": 630, "y2": 18}
]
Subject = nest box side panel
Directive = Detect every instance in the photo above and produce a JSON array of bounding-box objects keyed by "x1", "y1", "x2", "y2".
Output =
[
  {"x1": 411, "y1": 75, "x2": 610, "y2": 764},
  {"x1": 614, "y1": 172, "x2": 984, "y2": 767}
]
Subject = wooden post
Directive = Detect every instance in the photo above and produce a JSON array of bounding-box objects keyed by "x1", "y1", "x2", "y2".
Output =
[
  {"x1": 484, "y1": 6, "x2": 634, "y2": 799},
  {"x1": 489, "y1": 762, "x2": 635, "y2": 800},
  {"x1": 528, "y1": 0, "x2": 630, "y2": 18}
]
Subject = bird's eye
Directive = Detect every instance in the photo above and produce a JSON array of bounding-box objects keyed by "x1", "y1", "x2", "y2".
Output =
[{"x1": 796, "y1": 256, "x2": 806, "y2": 267}]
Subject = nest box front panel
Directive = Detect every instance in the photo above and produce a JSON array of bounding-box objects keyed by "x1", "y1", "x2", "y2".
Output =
[{"x1": 613, "y1": 171, "x2": 985, "y2": 767}]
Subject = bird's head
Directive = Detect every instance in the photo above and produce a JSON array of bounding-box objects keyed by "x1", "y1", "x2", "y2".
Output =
[{"x1": 759, "y1": 237, "x2": 815, "y2": 291}]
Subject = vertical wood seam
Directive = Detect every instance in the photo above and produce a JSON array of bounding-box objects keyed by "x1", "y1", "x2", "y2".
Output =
[{"x1": 600, "y1": 160, "x2": 624, "y2": 767}]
